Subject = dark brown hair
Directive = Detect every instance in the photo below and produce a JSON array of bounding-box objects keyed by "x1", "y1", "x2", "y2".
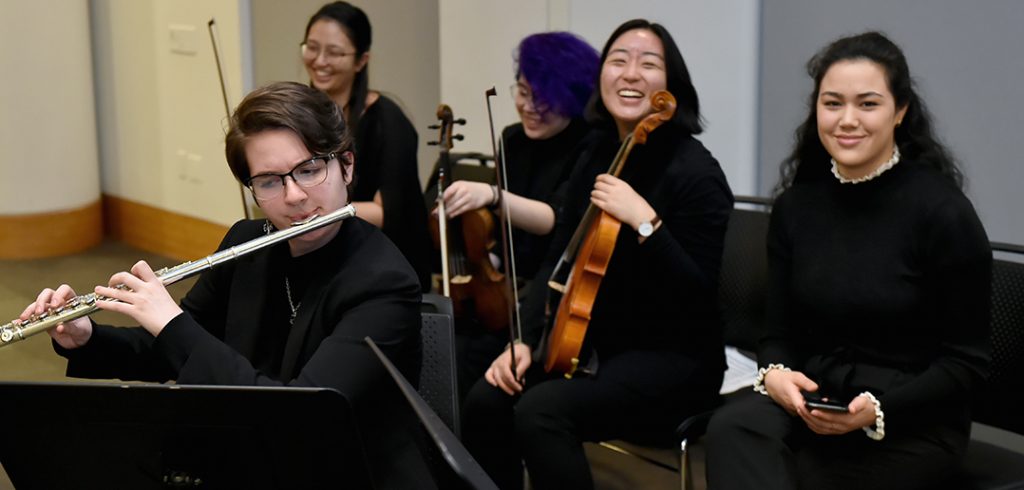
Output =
[
  {"x1": 777, "y1": 31, "x2": 961, "y2": 193},
  {"x1": 225, "y1": 81, "x2": 353, "y2": 186},
  {"x1": 585, "y1": 19, "x2": 704, "y2": 135},
  {"x1": 304, "y1": 1, "x2": 372, "y2": 132}
]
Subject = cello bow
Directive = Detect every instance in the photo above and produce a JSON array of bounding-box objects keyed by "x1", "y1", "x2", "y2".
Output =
[
  {"x1": 485, "y1": 86, "x2": 524, "y2": 381},
  {"x1": 207, "y1": 18, "x2": 254, "y2": 220}
]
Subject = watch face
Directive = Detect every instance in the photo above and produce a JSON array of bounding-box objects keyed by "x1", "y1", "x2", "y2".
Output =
[{"x1": 638, "y1": 222, "x2": 653, "y2": 237}]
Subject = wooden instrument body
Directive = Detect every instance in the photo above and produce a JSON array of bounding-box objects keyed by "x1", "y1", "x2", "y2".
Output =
[
  {"x1": 428, "y1": 103, "x2": 511, "y2": 333},
  {"x1": 544, "y1": 211, "x2": 621, "y2": 374},
  {"x1": 429, "y1": 206, "x2": 510, "y2": 331},
  {"x1": 543, "y1": 90, "x2": 677, "y2": 377}
]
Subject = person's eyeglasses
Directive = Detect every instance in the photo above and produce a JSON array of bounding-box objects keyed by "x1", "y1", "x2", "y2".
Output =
[
  {"x1": 509, "y1": 83, "x2": 547, "y2": 112},
  {"x1": 300, "y1": 42, "x2": 356, "y2": 63},
  {"x1": 246, "y1": 154, "x2": 335, "y2": 201}
]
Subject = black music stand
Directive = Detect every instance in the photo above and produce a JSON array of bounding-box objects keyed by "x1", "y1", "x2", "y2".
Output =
[
  {"x1": 364, "y1": 337, "x2": 498, "y2": 490},
  {"x1": 0, "y1": 382, "x2": 373, "y2": 489}
]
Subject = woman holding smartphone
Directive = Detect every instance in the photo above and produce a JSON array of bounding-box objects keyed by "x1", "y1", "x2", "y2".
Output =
[{"x1": 705, "y1": 32, "x2": 991, "y2": 490}]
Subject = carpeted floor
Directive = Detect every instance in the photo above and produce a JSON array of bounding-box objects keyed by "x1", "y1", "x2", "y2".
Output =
[{"x1": 0, "y1": 240, "x2": 698, "y2": 490}]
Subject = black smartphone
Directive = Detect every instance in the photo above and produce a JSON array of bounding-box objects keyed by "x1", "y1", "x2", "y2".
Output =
[{"x1": 802, "y1": 391, "x2": 849, "y2": 413}]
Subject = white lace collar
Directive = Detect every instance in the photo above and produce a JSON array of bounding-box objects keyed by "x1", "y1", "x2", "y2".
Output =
[{"x1": 831, "y1": 146, "x2": 901, "y2": 184}]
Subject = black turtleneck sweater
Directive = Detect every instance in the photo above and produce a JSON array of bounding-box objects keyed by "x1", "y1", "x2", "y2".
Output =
[
  {"x1": 760, "y1": 160, "x2": 991, "y2": 431},
  {"x1": 521, "y1": 124, "x2": 733, "y2": 387}
]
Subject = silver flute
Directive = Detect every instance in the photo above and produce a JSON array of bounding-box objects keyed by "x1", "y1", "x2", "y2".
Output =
[{"x1": 0, "y1": 204, "x2": 356, "y2": 348}]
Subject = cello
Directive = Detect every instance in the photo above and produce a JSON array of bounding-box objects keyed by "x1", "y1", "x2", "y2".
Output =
[
  {"x1": 544, "y1": 90, "x2": 676, "y2": 377},
  {"x1": 428, "y1": 105, "x2": 512, "y2": 332}
]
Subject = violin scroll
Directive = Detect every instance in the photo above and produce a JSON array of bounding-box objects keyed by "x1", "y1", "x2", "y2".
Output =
[
  {"x1": 427, "y1": 104, "x2": 466, "y2": 149},
  {"x1": 632, "y1": 90, "x2": 676, "y2": 145}
]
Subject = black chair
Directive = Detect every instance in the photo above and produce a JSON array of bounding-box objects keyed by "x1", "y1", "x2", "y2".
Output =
[
  {"x1": 421, "y1": 292, "x2": 455, "y2": 317},
  {"x1": 595, "y1": 196, "x2": 773, "y2": 489},
  {"x1": 943, "y1": 241, "x2": 1024, "y2": 489},
  {"x1": 419, "y1": 294, "x2": 460, "y2": 438},
  {"x1": 674, "y1": 195, "x2": 772, "y2": 489}
]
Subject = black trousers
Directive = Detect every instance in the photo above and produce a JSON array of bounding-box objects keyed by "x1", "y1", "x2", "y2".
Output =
[
  {"x1": 461, "y1": 350, "x2": 719, "y2": 490},
  {"x1": 455, "y1": 325, "x2": 508, "y2": 399},
  {"x1": 705, "y1": 393, "x2": 968, "y2": 490}
]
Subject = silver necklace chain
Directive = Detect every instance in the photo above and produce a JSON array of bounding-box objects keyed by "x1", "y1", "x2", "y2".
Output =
[{"x1": 284, "y1": 277, "x2": 300, "y2": 326}]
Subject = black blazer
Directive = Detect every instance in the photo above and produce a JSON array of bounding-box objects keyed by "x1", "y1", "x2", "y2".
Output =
[{"x1": 58, "y1": 218, "x2": 430, "y2": 489}]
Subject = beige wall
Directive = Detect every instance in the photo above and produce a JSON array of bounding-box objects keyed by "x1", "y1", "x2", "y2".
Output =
[
  {"x1": 0, "y1": 0, "x2": 99, "y2": 215},
  {"x1": 439, "y1": 0, "x2": 761, "y2": 196},
  {"x1": 3, "y1": 0, "x2": 759, "y2": 234},
  {"x1": 91, "y1": 0, "x2": 248, "y2": 227},
  {"x1": 250, "y1": 0, "x2": 441, "y2": 187}
]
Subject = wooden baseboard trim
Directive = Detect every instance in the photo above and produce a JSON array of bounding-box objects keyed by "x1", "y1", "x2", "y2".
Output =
[
  {"x1": 102, "y1": 195, "x2": 229, "y2": 261},
  {"x1": 0, "y1": 200, "x2": 104, "y2": 259}
]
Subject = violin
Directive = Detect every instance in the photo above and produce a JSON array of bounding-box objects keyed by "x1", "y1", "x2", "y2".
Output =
[
  {"x1": 544, "y1": 90, "x2": 677, "y2": 377},
  {"x1": 428, "y1": 104, "x2": 511, "y2": 332}
]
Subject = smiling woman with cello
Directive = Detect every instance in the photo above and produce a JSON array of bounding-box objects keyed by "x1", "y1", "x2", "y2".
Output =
[{"x1": 461, "y1": 19, "x2": 734, "y2": 489}]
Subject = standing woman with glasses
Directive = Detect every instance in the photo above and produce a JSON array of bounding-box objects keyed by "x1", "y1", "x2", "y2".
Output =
[
  {"x1": 438, "y1": 31, "x2": 599, "y2": 396},
  {"x1": 302, "y1": 1, "x2": 432, "y2": 291},
  {"x1": 21, "y1": 82, "x2": 431, "y2": 489},
  {"x1": 705, "y1": 32, "x2": 991, "y2": 490}
]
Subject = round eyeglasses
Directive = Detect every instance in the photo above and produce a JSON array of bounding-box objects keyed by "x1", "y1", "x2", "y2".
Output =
[
  {"x1": 246, "y1": 154, "x2": 335, "y2": 201},
  {"x1": 300, "y1": 42, "x2": 356, "y2": 63},
  {"x1": 509, "y1": 83, "x2": 548, "y2": 112}
]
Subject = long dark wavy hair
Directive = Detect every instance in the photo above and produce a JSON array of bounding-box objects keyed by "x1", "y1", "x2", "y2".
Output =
[
  {"x1": 584, "y1": 19, "x2": 703, "y2": 135},
  {"x1": 304, "y1": 1, "x2": 372, "y2": 134},
  {"x1": 777, "y1": 31, "x2": 961, "y2": 194}
]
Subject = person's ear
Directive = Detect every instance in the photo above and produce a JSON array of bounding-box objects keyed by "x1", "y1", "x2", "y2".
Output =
[{"x1": 355, "y1": 51, "x2": 370, "y2": 73}]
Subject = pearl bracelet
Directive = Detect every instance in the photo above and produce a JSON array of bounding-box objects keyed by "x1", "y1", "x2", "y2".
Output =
[
  {"x1": 860, "y1": 391, "x2": 885, "y2": 441},
  {"x1": 753, "y1": 363, "x2": 790, "y2": 395}
]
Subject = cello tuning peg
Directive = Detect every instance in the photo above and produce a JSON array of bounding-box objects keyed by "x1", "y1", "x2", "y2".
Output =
[
  {"x1": 454, "y1": 118, "x2": 467, "y2": 125},
  {"x1": 427, "y1": 124, "x2": 440, "y2": 130},
  {"x1": 453, "y1": 134, "x2": 465, "y2": 141}
]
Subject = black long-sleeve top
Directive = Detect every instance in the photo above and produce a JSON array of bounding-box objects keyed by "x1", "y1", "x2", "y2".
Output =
[
  {"x1": 55, "y1": 218, "x2": 428, "y2": 488},
  {"x1": 354, "y1": 95, "x2": 432, "y2": 291},
  {"x1": 521, "y1": 125, "x2": 733, "y2": 378},
  {"x1": 760, "y1": 160, "x2": 992, "y2": 431},
  {"x1": 501, "y1": 118, "x2": 590, "y2": 279}
]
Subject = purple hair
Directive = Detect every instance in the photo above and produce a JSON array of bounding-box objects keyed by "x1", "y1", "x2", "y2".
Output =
[{"x1": 515, "y1": 32, "x2": 599, "y2": 118}]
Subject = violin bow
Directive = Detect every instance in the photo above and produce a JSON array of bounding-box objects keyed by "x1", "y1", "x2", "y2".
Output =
[
  {"x1": 485, "y1": 87, "x2": 523, "y2": 380},
  {"x1": 208, "y1": 18, "x2": 254, "y2": 220}
]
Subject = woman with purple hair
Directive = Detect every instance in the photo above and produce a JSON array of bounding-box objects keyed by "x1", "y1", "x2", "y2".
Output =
[
  {"x1": 441, "y1": 32, "x2": 599, "y2": 397},
  {"x1": 440, "y1": 31, "x2": 598, "y2": 282}
]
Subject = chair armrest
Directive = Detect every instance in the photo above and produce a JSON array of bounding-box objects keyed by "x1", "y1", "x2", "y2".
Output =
[{"x1": 675, "y1": 410, "x2": 716, "y2": 440}]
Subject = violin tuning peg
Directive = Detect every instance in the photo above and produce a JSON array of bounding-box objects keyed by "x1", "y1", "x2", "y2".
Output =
[
  {"x1": 455, "y1": 118, "x2": 467, "y2": 125},
  {"x1": 427, "y1": 124, "x2": 440, "y2": 130},
  {"x1": 453, "y1": 134, "x2": 465, "y2": 141}
]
